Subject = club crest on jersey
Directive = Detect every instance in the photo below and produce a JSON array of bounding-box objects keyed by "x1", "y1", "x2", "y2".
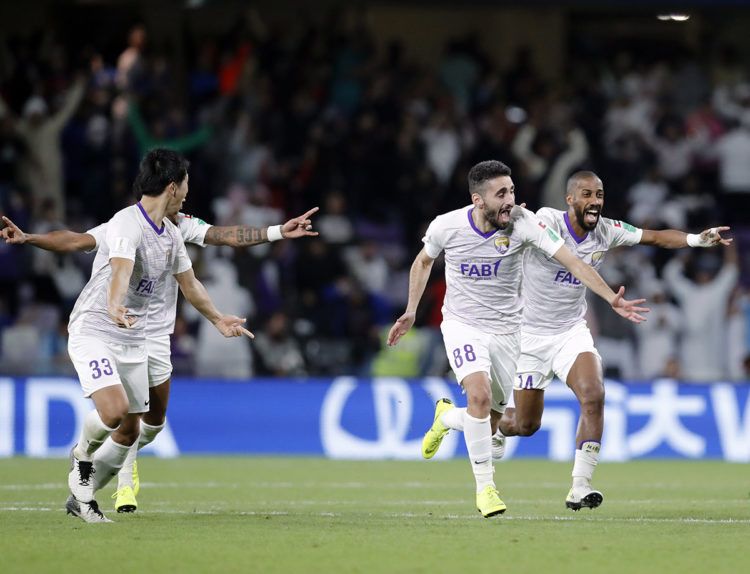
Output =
[
  {"x1": 591, "y1": 251, "x2": 605, "y2": 264},
  {"x1": 494, "y1": 236, "x2": 510, "y2": 254}
]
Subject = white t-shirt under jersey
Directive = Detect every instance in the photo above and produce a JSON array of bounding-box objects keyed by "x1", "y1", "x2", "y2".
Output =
[
  {"x1": 423, "y1": 205, "x2": 564, "y2": 335},
  {"x1": 69, "y1": 204, "x2": 193, "y2": 344},
  {"x1": 85, "y1": 212, "x2": 212, "y2": 338},
  {"x1": 521, "y1": 208, "x2": 643, "y2": 335}
]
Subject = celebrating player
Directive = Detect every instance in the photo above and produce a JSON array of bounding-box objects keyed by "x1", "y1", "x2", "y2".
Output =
[
  {"x1": 21, "y1": 149, "x2": 253, "y2": 522},
  {"x1": 494, "y1": 170, "x2": 732, "y2": 511},
  {"x1": 387, "y1": 160, "x2": 648, "y2": 518},
  {"x1": 1, "y1": 194, "x2": 318, "y2": 517}
]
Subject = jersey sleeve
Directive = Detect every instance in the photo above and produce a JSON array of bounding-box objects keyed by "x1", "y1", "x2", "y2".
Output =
[
  {"x1": 84, "y1": 223, "x2": 107, "y2": 254},
  {"x1": 518, "y1": 207, "x2": 565, "y2": 257},
  {"x1": 177, "y1": 213, "x2": 212, "y2": 248},
  {"x1": 172, "y1": 235, "x2": 193, "y2": 275},
  {"x1": 422, "y1": 215, "x2": 449, "y2": 259},
  {"x1": 106, "y1": 213, "x2": 141, "y2": 261},
  {"x1": 602, "y1": 217, "x2": 643, "y2": 248}
]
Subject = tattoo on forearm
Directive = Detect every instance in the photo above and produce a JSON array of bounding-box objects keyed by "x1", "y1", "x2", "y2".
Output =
[
  {"x1": 236, "y1": 227, "x2": 265, "y2": 246},
  {"x1": 206, "y1": 225, "x2": 267, "y2": 247}
]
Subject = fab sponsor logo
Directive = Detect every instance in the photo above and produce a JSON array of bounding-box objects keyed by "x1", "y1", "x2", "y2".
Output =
[
  {"x1": 460, "y1": 259, "x2": 502, "y2": 279},
  {"x1": 553, "y1": 269, "x2": 582, "y2": 286}
]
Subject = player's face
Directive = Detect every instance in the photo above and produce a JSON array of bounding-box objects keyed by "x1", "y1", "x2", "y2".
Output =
[
  {"x1": 167, "y1": 174, "x2": 189, "y2": 216},
  {"x1": 569, "y1": 178, "x2": 604, "y2": 231},
  {"x1": 476, "y1": 176, "x2": 515, "y2": 229}
]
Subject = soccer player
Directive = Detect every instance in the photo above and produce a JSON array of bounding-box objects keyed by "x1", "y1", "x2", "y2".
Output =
[
  {"x1": 494, "y1": 170, "x2": 732, "y2": 511},
  {"x1": 1, "y1": 203, "x2": 318, "y2": 515},
  {"x1": 387, "y1": 160, "x2": 648, "y2": 518},
  {"x1": 60, "y1": 149, "x2": 250, "y2": 522}
]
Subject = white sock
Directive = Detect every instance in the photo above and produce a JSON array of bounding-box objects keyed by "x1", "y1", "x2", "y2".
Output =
[
  {"x1": 463, "y1": 413, "x2": 494, "y2": 493},
  {"x1": 92, "y1": 438, "x2": 132, "y2": 492},
  {"x1": 441, "y1": 407, "x2": 465, "y2": 431},
  {"x1": 117, "y1": 443, "x2": 139, "y2": 490},
  {"x1": 74, "y1": 410, "x2": 116, "y2": 461},
  {"x1": 138, "y1": 420, "x2": 165, "y2": 450},
  {"x1": 114, "y1": 420, "x2": 165, "y2": 490},
  {"x1": 572, "y1": 440, "x2": 600, "y2": 487}
]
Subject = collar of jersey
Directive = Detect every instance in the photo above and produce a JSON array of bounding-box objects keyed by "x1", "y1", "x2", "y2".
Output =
[
  {"x1": 563, "y1": 211, "x2": 588, "y2": 244},
  {"x1": 468, "y1": 207, "x2": 497, "y2": 239},
  {"x1": 137, "y1": 201, "x2": 165, "y2": 235}
]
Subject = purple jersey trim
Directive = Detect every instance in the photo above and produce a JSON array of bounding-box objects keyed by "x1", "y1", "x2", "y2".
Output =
[
  {"x1": 564, "y1": 212, "x2": 588, "y2": 244},
  {"x1": 468, "y1": 208, "x2": 496, "y2": 239},
  {"x1": 137, "y1": 202, "x2": 165, "y2": 236}
]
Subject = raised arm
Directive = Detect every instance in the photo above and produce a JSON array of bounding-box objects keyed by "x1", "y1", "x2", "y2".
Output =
[
  {"x1": 640, "y1": 226, "x2": 733, "y2": 249},
  {"x1": 108, "y1": 257, "x2": 136, "y2": 328},
  {"x1": 173, "y1": 267, "x2": 253, "y2": 338},
  {"x1": 1, "y1": 216, "x2": 96, "y2": 252},
  {"x1": 552, "y1": 244, "x2": 649, "y2": 324},
  {"x1": 203, "y1": 207, "x2": 319, "y2": 248},
  {"x1": 387, "y1": 248, "x2": 435, "y2": 346}
]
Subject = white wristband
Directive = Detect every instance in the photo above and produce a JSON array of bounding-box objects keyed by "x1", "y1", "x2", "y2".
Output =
[
  {"x1": 267, "y1": 225, "x2": 284, "y2": 242},
  {"x1": 686, "y1": 233, "x2": 701, "y2": 247}
]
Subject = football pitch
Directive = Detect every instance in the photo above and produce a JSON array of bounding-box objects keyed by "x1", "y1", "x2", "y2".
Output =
[{"x1": 1, "y1": 458, "x2": 748, "y2": 574}]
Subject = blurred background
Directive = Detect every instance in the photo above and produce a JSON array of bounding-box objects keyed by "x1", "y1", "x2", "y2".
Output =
[{"x1": 1, "y1": 0, "x2": 749, "y2": 383}]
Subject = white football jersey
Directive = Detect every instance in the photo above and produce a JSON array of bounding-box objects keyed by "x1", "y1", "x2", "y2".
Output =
[
  {"x1": 69, "y1": 204, "x2": 193, "y2": 343},
  {"x1": 84, "y1": 212, "x2": 212, "y2": 338},
  {"x1": 521, "y1": 208, "x2": 643, "y2": 335},
  {"x1": 423, "y1": 205, "x2": 564, "y2": 334}
]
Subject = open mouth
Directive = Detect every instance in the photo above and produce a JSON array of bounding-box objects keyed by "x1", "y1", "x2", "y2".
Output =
[{"x1": 583, "y1": 208, "x2": 600, "y2": 226}]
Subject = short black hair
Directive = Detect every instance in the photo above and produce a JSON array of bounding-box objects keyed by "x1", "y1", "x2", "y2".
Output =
[
  {"x1": 566, "y1": 170, "x2": 601, "y2": 196},
  {"x1": 468, "y1": 160, "x2": 512, "y2": 196},
  {"x1": 133, "y1": 148, "x2": 190, "y2": 198}
]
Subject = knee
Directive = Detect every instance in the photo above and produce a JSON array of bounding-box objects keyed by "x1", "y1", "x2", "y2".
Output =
[
  {"x1": 517, "y1": 419, "x2": 541, "y2": 437},
  {"x1": 466, "y1": 387, "x2": 492, "y2": 414},
  {"x1": 579, "y1": 384, "x2": 605, "y2": 413},
  {"x1": 143, "y1": 406, "x2": 166, "y2": 427},
  {"x1": 99, "y1": 403, "x2": 129, "y2": 429},
  {"x1": 115, "y1": 426, "x2": 139, "y2": 446}
]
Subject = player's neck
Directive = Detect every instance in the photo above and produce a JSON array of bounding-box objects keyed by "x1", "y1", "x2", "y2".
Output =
[
  {"x1": 139, "y1": 195, "x2": 169, "y2": 228},
  {"x1": 566, "y1": 209, "x2": 588, "y2": 239},
  {"x1": 471, "y1": 207, "x2": 495, "y2": 234}
]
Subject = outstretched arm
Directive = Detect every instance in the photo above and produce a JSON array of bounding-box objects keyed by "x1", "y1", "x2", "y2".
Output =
[
  {"x1": 174, "y1": 267, "x2": 254, "y2": 338},
  {"x1": 553, "y1": 245, "x2": 649, "y2": 324},
  {"x1": 204, "y1": 207, "x2": 319, "y2": 247},
  {"x1": 1, "y1": 216, "x2": 96, "y2": 252},
  {"x1": 640, "y1": 226, "x2": 733, "y2": 249},
  {"x1": 387, "y1": 248, "x2": 435, "y2": 346}
]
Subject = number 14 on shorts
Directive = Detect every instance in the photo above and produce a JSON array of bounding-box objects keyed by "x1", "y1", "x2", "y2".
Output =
[{"x1": 452, "y1": 344, "x2": 476, "y2": 368}]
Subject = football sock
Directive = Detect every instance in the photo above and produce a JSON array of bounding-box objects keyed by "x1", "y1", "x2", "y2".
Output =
[
  {"x1": 441, "y1": 407, "x2": 465, "y2": 431},
  {"x1": 117, "y1": 443, "x2": 139, "y2": 490},
  {"x1": 572, "y1": 440, "x2": 600, "y2": 487},
  {"x1": 137, "y1": 420, "x2": 165, "y2": 450},
  {"x1": 92, "y1": 437, "x2": 132, "y2": 492},
  {"x1": 74, "y1": 410, "x2": 116, "y2": 461},
  {"x1": 464, "y1": 413, "x2": 494, "y2": 493}
]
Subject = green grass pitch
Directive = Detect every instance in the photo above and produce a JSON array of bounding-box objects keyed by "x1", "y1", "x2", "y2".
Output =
[{"x1": 1, "y1": 458, "x2": 748, "y2": 573}]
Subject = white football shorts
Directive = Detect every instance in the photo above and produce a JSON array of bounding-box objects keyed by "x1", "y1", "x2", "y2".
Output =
[
  {"x1": 515, "y1": 322, "x2": 601, "y2": 390},
  {"x1": 68, "y1": 334, "x2": 149, "y2": 414},
  {"x1": 146, "y1": 335, "x2": 172, "y2": 387},
  {"x1": 440, "y1": 319, "x2": 520, "y2": 414}
]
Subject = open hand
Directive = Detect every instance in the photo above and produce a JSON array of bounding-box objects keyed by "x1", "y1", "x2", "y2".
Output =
[
  {"x1": 1, "y1": 216, "x2": 27, "y2": 244},
  {"x1": 215, "y1": 315, "x2": 254, "y2": 338},
  {"x1": 281, "y1": 207, "x2": 320, "y2": 239},
  {"x1": 610, "y1": 286, "x2": 649, "y2": 324},
  {"x1": 387, "y1": 311, "x2": 416, "y2": 346},
  {"x1": 698, "y1": 226, "x2": 732, "y2": 247}
]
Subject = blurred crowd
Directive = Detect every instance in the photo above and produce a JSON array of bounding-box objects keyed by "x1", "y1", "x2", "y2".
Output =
[{"x1": 0, "y1": 7, "x2": 749, "y2": 381}]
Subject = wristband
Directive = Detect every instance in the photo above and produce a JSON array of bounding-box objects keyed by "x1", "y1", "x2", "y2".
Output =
[
  {"x1": 267, "y1": 225, "x2": 284, "y2": 242},
  {"x1": 686, "y1": 233, "x2": 701, "y2": 247}
]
